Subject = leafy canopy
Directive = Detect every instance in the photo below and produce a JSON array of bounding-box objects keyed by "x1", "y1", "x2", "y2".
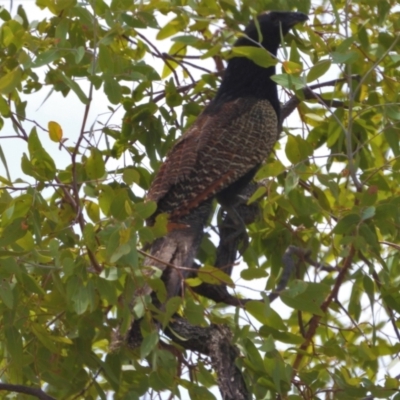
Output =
[{"x1": 0, "y1": 0, "x2": 400, "y2": 399}]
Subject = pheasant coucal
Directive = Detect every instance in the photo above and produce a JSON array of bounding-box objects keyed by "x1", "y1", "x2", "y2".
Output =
[{"x1": 144, "y1": 11, "x2": 308, "y2": 299}]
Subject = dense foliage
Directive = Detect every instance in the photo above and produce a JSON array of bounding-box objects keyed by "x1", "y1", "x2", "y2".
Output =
[{"x1": 1, "y1": 0, "x2": 400, "y2": 398}]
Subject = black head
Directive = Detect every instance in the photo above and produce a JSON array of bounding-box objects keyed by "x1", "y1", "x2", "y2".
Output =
[
  {"x1": 209, "y1": 11, "x2": 307, "y2": 112},
  {"x1": 237, "y1": 11, "x2": 308, "y2": 54}
]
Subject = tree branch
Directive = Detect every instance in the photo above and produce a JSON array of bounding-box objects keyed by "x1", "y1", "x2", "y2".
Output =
[
  {"x1": 292, "y1": 245, "x2": 356, "y2": 373},
  {"x1": 280, "y1": 75, "x2": 360, "y2": 123},
  {"x1": 0, "y1": 383, "x2": 56, "y2": 400},
  {"x1": 165, "y1": 319, "x2": 249, "y2": 400}
]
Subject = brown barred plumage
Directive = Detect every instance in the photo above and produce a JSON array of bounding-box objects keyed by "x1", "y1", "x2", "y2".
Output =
[{"x1": 148, "y1": 98, "x2": 278, "y2": 219}]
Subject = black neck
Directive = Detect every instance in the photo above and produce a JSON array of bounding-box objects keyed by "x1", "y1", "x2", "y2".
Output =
[{"x1": 208, "y1": 56, "x2": 280, "y2": 117}]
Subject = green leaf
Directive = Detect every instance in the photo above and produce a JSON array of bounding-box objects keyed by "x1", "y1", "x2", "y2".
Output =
[
  {"x1": 188, "y1": 386, "x2": 217, "y2": 400},
  {"x1": 0, "y1": 7, "x2": 11, "y2": 21},
  {"x1": 382, "y1": 288, "x2": 400, "y2": 314},
  {"x1": 140, "y1": 331, "x2": 159, "y2": 359},
  {"x1": 263, "y1": 351, "x2": 289, "y2": 394},
  {"x1": 247, "y1": 186, "x2": 266, "y2": 204},
  {"x1": 197, "y1": 265, "x2": 234, "y2": 286},
  {"x1": 96, "y1": 277, "x2": 117, "y2": 305},
  {"x1": 165, "y1": 79, "x2": 183, "y2": 106},
  {"x1": 230, "y1": 46, "x2": 277, "y2": 68},
  {"x1": 5, "y1": 327, "x2": 23, "y2": 364},
  {"x1": 33, "y1": 49, "x2": 59, "y2": 68},
  {"x1": 245, "y1": 301, "x2": 286, "y2": 330},
  {"x1": 85, "y1": 200, "x2": 100, "y2": 223},
  {"x1": 333, "y1": 214, "x2": 360, "y2": 234},
  {"x1": 185, "y1": 299, "x2": 207, "y2": 326},
  {"x1": 110, "y1": 243, "x2": 131, "y2": 263},
  {"x1": 358, "y1": 224, "x2": 380, "y2": 252},
  {"x1": 384, "y1": 127, "x2": 400, "y2": 156},
  {"x1": 241, "y1": 267, "x2": 268, "y2": 280},
  {"x1": 349, "y1": 281, "x2": 361, "y2": 321},
  {"x1": 75, "y1": 46, "x2": 85, "y2": 63},
  {"x1": 156, "y1": 18, "x2": 184, "y2": 40},
  {"x1": 271, "y1": 73, "x2": 304, "y2": 90},
  {"x1": 0, "y1": 67, "x2": 22, "y2": 94},
  {"x1": 163, "y1": 296, "x2": 182, "y2": 328},
  {"x1": 104, "y1": 227, "x2": 121, "y2": 261},
  {"x1": 284, "y1": 169, "x2": 299, "y2": 194},
  {"x1": 312, "y1": 185, "x2": 331, "y2": 211},
  {"x1": 197, "y1": 362, "x2": 217, "y2": 387},
  {"x1": 98, "y1": 44, "x2": 113, "y2": 72},
  {"x1": 281, "y1": 281, "x2": 330, "y2": 316},
  {"x1": 285, "y1": 135, "x2": 313, "y2": 164},
  {"x1": 66, "y1": 276, "x2": 92, "y2": 315},
  {"x1": 17, "y1": 272, "x2": 45, "y2": 295},
  {"x1": 85, "y1": 148, "x2": 105, "y2": 180},
  {"x1": 171, "y1": 35, "x2": 199, "y2": 45},
  {"x1": 99, "y1": 185, "x2": 114, "y2": 216},
  {"x1": 361, "y1": 206, "x2": 375, "y2": 221},
  {"x1": 55, "y1": 18, "x2": 68, "y2": 45},
  {"x1": 243, "y1": 338, "x2": 265, "y2": 373},
  {"x1": 0, "y1": 96, "x2": 10, "y2": 117},
  {"x1": 31, "y1": 323, "x2": 59, "y2": 353},
  {"x1": 255, "y1": 160, "x2": 285, "y2": 178},
  {"x1": 259, "y1": 326, "x2": 304, "y2": 344},
  {"x1": 122, "y1": 168, "x2": 140, "y2": 185},
  {"x1": 386, "y1": 105, "x2": 400, "y2": 121},
  {"x1": 21, "y1": 128, "x2": 56, "y2": 181},
  {"x1": 135, "y1": 201, "x2": 157, "y2": 220},
  {"x1": 109, "y1": 191, "x2": 131, "y2": 220},
  {"x1": 363, "y1": 275, "x2": 375, "y2": 308},
  {"x1": 307, "y1": 60, "x2": 331, "y2": 83},
  {"x1": 0, "y1": 218, "x2": 28, "y2": 247},
  {"x1": 57, "y1": 0, "x2": 76, "y2": 13},
  {"x1": 331, "y1": 51, "x2": 359, "y2": 64},
  {"x1": 0, "y1": 280, "x2": 14, "y2": 309},
  {"x1": 57, "y1": 71, "x2": 89, "y2": 104},
  {"x1": 104, "y1": 75, "x2": 121, "y2": 104}
]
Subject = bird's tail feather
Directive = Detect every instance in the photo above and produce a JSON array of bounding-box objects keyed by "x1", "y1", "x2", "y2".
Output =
[
  {"x1": 126, "y1": 200, "x2": 212, "y2": 348},
  {"x1": 145, "y1": 199, "x2": 212, "y2": 299}
]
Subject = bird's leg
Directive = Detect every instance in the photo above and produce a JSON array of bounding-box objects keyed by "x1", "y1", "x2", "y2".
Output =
[
  {"x1": 219, "y1": 205, "x2": 250, "y2": 255},
  {"x1": 218, "y1": 182, "x2": 263, "y2": 256}
]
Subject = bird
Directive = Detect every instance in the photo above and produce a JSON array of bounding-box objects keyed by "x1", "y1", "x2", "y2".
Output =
[{"x1": 143, "y1": 11, "x2": 308, "y2": 300}]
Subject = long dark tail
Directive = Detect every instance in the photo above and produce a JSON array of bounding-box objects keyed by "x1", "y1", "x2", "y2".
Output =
[
  {"x1": 145, "y1": 199, "x2": 212, "y2": 298},
  {"x1": 126, "y1": 200, "x2": 212, "y2": 348}
]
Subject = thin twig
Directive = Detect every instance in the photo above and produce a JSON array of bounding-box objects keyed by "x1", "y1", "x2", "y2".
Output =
[
  {"x1": 9, "y1": 112, "x2": 28, "y2": 140},
  {"x1": 335, "y1": 299, "x2": 370, "y2": 343},
  {"x1": 152, "y1": 82, "x2": 198, "y2": 103},
  {"x1": 164, "y1": 52, "x2": 213, "y2": 74},
  {"x1": 0, "y1": 135, "x2": 25, "y2": 139},
  {"x1": 67, "y1": 4, "x2": 102, "y2": 273},
  {"x1": 162, "y1": 52, "x2": 197, "y2": 85},
  {"x1": 132, "y1": 32, "x2": 180, "y2": 86},
  {"x1": 71, "y1": 368, "x2": 102, "y2": 400},
  {"x1": 280, "y1": 75, "x2": 360, "y2": 122}
]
